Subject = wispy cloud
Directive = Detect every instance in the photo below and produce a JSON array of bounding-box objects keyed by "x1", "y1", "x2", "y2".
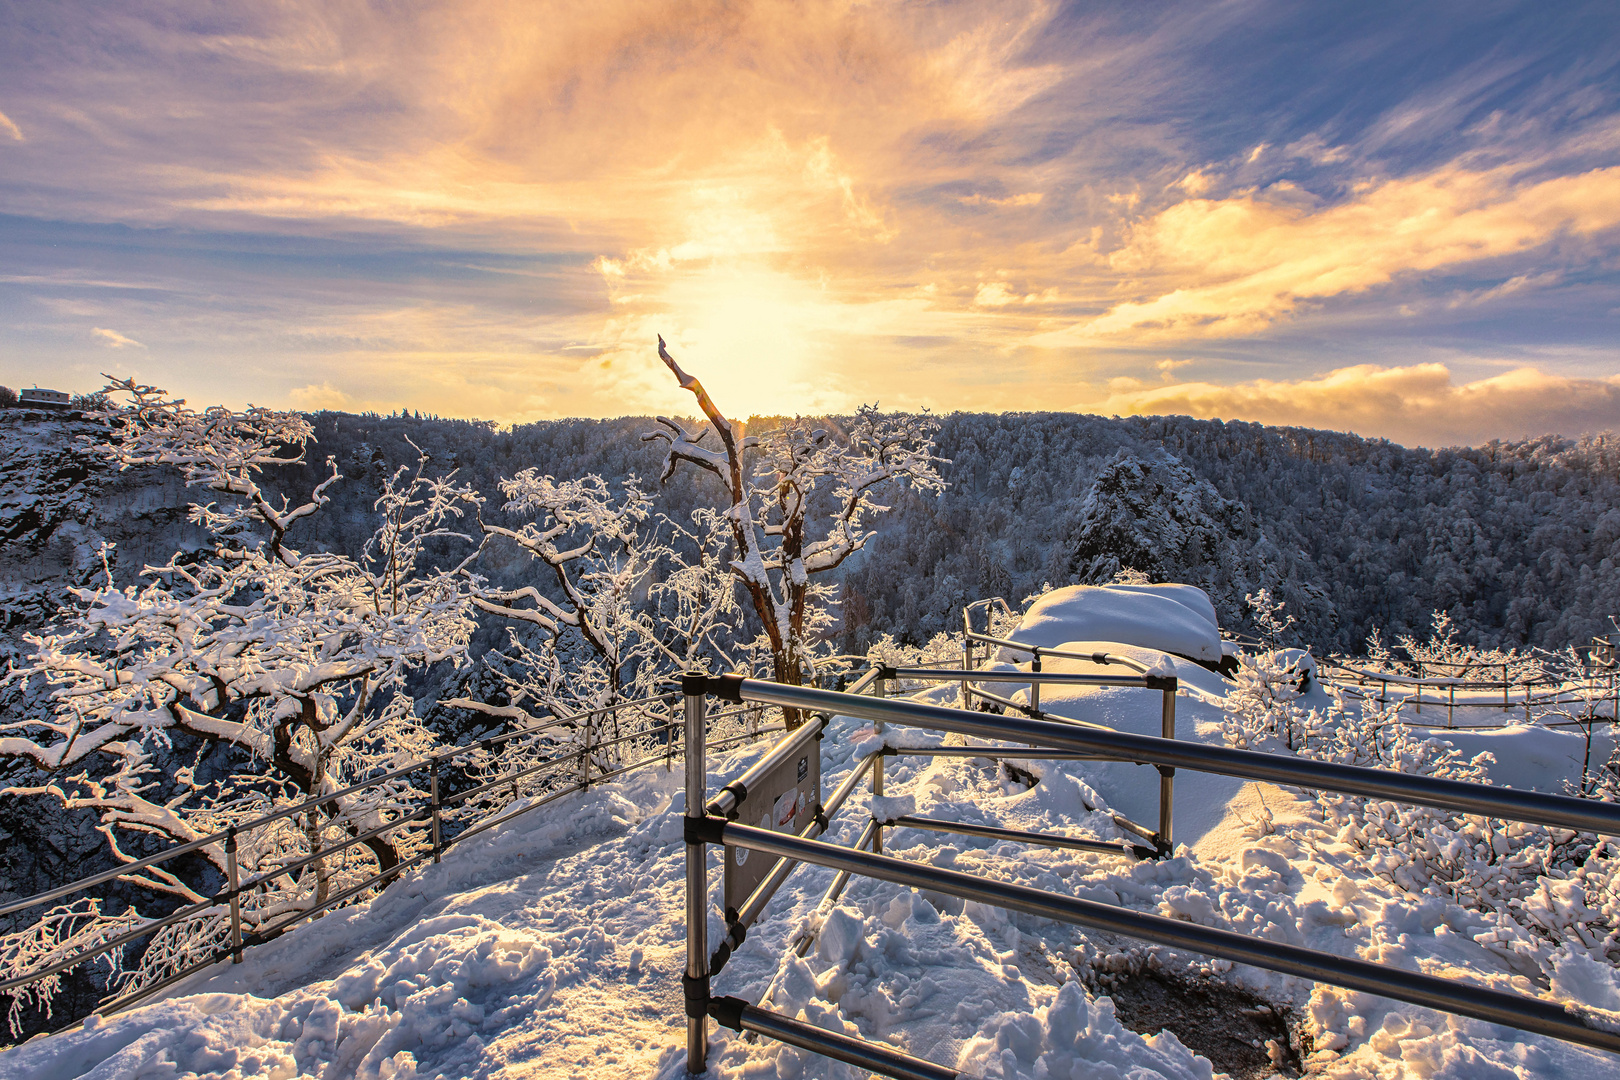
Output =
[
  {"x1": 1102, "y1": 364, "x2": 1620, "y2": 447},
  {"x1": 0, "y1": 109, "x2": 21, "y2": 142},
  {"x1": 91, "y1": 327, "x2": 143, "y2": 349},
  {"x1": 1035, "y1": 164, "x2": 1620, "y2": 344}
]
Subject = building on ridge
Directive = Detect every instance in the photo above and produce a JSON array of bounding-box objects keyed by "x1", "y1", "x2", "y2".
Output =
[{"x1": 18, "y1": 387, "x2": 70, "y2": 410}]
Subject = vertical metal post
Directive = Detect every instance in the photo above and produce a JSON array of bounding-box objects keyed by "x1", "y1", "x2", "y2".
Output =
[
  {"x1": 1158, "y1": 689, "x2": 1175, "y2": 854},
  {"x1": 683, "y1": 673, "x2": 709, "y2": 1075},
  {"x1": 1448, "y1": 683, "x2": 1455, "y2": 728},
  {"x1": 225, "y1": 827, "x2": 242, "y2": 963},
  {"x1": 1504, "y1": 664, "x2": 1510, "y2": 709},
  {"x1": 961, "y1": 637, "x2": 971, "y2": 709},
  {"x1": 430, "y1": 760, "x2": 443, "y2": 864},
  {"x1": 872, "y1": 672, "x2": 885, "y2": 856},
  {"x1": 1030, "y1": 654, "x2": 1041, "y2": 714},
  {"x1": 1415, "y1": 662, "x2": 1422, "y2": 714}
]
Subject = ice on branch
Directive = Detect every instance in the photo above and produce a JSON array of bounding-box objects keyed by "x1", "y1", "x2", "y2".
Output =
[{"x1": 1, "y1": 380, "x2": 482, "y2": 1018}]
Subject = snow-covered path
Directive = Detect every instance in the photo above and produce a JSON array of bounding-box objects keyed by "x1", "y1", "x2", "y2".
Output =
[{"x1": 6, "y1": 662, "x2": 1620, "y2": 1080}]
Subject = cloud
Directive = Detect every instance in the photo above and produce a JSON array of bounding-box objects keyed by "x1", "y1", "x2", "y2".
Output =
[
  {"x1": 0, "y1": 109, "x2": 20, "y2": 141},
  {"x1": 1101, "y1": 363, "x2": 1620, "y2": 447},
  {"x1": 287, "y1": 382, "x2": 353, "y2": 411},
  {"x1": 91, "y1": 327, "x2": 143, "y2": 348},
  {"x1": 1037, "y1": 163, "x2": 1620, "y2": 343}
]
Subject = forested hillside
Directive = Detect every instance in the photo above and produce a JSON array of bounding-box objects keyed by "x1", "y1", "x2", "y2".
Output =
[{"x1": 3, "y1": 405, "x2": 1616, "y2": 668}]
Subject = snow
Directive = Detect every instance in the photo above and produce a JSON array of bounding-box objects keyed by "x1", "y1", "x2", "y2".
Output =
[
  {"x1": 6, "y1": 612, "x2": 1619, "y2": 1078},
  {"x1": 1001, "y1": 585, "x2": 1224, "y2": 664}
]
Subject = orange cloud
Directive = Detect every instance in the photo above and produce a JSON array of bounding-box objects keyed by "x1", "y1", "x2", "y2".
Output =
[
  {"x1": 91, "y1": 327, "x2": 143, "y2": 349},
  {"x1": 1037, "y1": 164, "x2": 1620, "y2": 343},
  {"x1": 1101, "y1": 363, "x2": 1620, "y2": 446},
  {"x1": 0, "y1": 108, "x2": 21, "y2": 141}
]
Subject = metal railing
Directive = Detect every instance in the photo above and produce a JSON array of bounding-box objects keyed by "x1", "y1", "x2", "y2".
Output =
[
  {"x1": 678, "y1": 674, "x2": 1620, "y2": 1078},
  {"x1": 1319, "y1": 655, "x2": 1620, "y2": 727},
  {"x1": 1, "y1": 691, "x2": 782, "y2": 1029}
]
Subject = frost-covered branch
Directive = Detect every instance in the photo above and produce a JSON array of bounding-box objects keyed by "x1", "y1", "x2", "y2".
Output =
[{"x1": 647, "y1": 337, "x2": 946, "y2": 716}]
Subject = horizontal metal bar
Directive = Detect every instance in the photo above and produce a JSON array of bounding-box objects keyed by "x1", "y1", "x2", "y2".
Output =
[
  {"x1": 707, "y1": 713, "x2": 829, "y2": 819},
  {"x1": 443, "y1": 748, "x2": 584, "y2": 807},
  {"x1": 0, "y1": 891, "x2": 221, "y2": 994},
  {"x1": 792, "y1": 818, "x2": 880, "y2": 961},
  {"x1": 886, "y1": 746, "x2": 1114, "y2": 761},
  {"x1": 891, "y1": 667, "x2": 1158, "y2": 688},
  {"x1": 88, "y1": 948, "x2": 229, "y2": 1025},
  {"x1": 0, "y1": 830, "x2": 227, "y2": 919},
  {"x1": 963, "y1": 633, "x2": 1153, "y2": 673},
  {"x1": 233, "y1": 807, "x2": 431, "y2": 895},
  {"x1": 719, "y1": 822, "x2": 1620, "y2": 1056},
  {"x1": 958, "y1": 686, "x2": 1118, "y2": 731},
  {"x1": 715, "y1": 998, "x2": 960, "y2": 1080},
  {"x1": 888, "y1": 814, "x2": 1157, "y2": 860},
  {"x1": 729, "y1": 681, "x2": 1620, "y2": 836},
  {"x1": 1111, "y1": 813, "x2": 1161, "y2": 845},
  {"x1": 844, "y1": 666, "x2": 883, "y2": 696}
]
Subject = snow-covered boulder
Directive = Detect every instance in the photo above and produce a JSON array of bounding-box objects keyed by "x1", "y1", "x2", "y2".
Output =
[{"x1": 1000, "y1": 584, "x2": 1223, "y2": 664}]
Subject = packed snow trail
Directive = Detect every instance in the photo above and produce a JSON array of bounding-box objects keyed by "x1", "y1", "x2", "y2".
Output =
[{"x1": 4, "y1": 655, "x2": 1619, "y2": 1079}]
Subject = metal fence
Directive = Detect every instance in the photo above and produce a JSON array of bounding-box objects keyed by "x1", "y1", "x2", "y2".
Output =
[
  {"x1": 0, "y1": 692, "x2": 781, "y2": 1030},
  {"x1": 1319, "y1": 656, "x2": 1620, "y2": 728},
  {"x1": 678, "y1": 672, "x2": 1620, "y2": 1078}
]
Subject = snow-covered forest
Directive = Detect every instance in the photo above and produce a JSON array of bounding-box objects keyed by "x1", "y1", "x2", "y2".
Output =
[
  {"x1": 0, "y1": 376, "x2": 1617, "y2": 1079},
  {"x1": 5, "y1": 392, "x2": 1616, "y2": 668}
]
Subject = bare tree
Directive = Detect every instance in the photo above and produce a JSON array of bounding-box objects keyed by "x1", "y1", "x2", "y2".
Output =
[
  {"x1": 645, "y1": 336, "x2": 945, "y2": 720},
  {"x1": 1, "y1": 379, "x2": 481, "y2": 1020}
]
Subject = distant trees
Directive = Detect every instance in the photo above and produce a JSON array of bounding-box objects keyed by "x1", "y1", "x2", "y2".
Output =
[{"x1": 0, "y1": 386, "x2": 16, "y2": 408}]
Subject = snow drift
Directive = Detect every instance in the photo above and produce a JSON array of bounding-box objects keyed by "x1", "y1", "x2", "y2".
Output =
[{"x1": 1000, "y1": 584, "x2": 1223, "y2": 664}]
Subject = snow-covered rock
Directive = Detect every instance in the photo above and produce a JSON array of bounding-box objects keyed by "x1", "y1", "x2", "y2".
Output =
[{"x1": 1001, "y1": 584, "x2": 1223, "y2": 664}]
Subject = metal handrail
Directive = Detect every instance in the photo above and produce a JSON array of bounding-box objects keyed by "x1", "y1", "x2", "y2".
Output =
[
  {"x1": 0, "y1": 692, "x2": 682, "y2": 922},
  {"x1": 1, "y1": 690, "x2": 761, "y2": 1022},
  {"x1": 679, "y1": 676, "x2": 1620, "y2": 1077},
  {"x1": 729, "y1": 680, "x2": 1620, "y2": 837},
  {"x1": 961, "y1": 631, "x2": 1155, "y2": 674}
]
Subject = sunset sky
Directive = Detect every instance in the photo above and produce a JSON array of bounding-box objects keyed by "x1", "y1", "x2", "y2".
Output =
[{"x1": 1, "y1": 1, "x2": 1617, "y2": 446}]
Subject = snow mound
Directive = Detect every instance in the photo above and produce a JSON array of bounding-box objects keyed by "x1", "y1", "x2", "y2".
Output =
[{"x1": 1003, "y1": 585, "x2": 1222, "y2": 665}]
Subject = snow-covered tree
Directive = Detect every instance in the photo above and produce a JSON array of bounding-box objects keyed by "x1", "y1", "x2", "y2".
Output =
[
  {"x1": 645, "y1": 337, "x2": 945, "y2": 720},
  {"x1": 0, "y1": 379, "x2": 481, "y2": 1021}
]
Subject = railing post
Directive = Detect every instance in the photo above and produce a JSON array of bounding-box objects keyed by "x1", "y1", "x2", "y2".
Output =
[
  {"x1": 961, "y1": 637, "x2": 971, "y2": 709},
  {"x1": 1158, "y1": 689, "x2": 1175, "y2": 855},
  {"x1": 872, "y1": 670, "x2": 885, "y2": 856},
  {"x1": 226, "y1": 827, "x2": 242, "y2": 963},
  {"x1": 430, "y1": 759, "x2": 443, "y2": 864},
  {"x1": 683, "y1": 672, "x2": 710, "y2": 1075},
  {"x1": 1415, "y1": 662, "x2": 1422, "y2": 714},
  {"x1": 1448, "y1": 683, "x2": 1455, "y2": 728},
  {"x1": 1030, "y1": 653, "x2": 1041, "y2": 714},
  {"x1": 1504, "y1": 664, "x2": 1510, "y2": 709},
  {"x1": 582, "y1": 711, "x2": 594, "y2": 790}
]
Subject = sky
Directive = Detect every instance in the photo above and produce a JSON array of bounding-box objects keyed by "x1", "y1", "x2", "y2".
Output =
[{"x1": 0, "y1": 0, "x2": 1617, "y2": 447}]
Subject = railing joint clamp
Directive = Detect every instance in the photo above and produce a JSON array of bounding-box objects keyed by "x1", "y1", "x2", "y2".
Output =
[
  {"x1": 685, "y1": 815, "x2": 727, "y2": 846},
  {"x1": 714, "y1": 672, "x2": 746, "y2": 703},
  {"x1": 1144, "y1": 675, "x2": 1178, "y2": 691},
  {"x1": 682, "y1": 973, "x2": 711, "y2": 1018},
  {"x1": 709, "y1": 994, "x2": 748, "y2": 1031}
]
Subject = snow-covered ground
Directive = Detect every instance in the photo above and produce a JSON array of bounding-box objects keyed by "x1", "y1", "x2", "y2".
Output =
[{"x1": 5, "y1": 635, "x2": 1618, "y2": 1079}]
